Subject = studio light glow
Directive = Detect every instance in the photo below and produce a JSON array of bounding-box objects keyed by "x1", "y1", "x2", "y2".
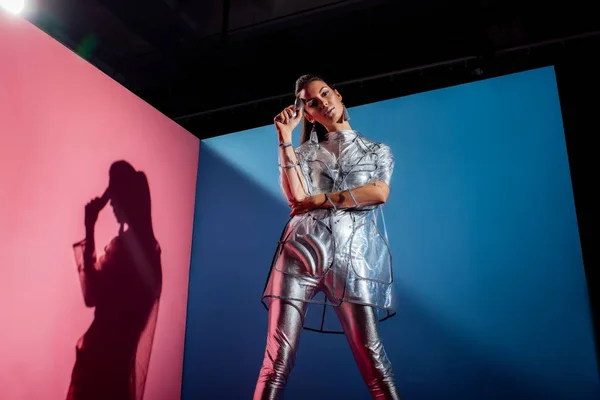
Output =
[{"x1": 0, "y1": 0, "x2": 25, "y2": 14}]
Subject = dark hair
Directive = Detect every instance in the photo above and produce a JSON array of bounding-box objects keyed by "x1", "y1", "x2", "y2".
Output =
[
  {"x1": 109, "y1": 160, "x2": 153, "y2": 232},
  {"x1": 295, "y1": 74, "x2": 330, "y2": 144}
]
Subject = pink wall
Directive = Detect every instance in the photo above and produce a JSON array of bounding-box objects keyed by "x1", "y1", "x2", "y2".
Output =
[{"x1": 0, "y1": 14, "x2": 199, "y2": 400}]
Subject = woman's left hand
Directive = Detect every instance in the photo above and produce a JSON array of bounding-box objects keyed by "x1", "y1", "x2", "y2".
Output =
[
  {"x1": 289, "y1": 197, "x2": 311, "y2": 216},
  {"x1": 289, "y1": 194, "x2": 325, "y2": 216}
]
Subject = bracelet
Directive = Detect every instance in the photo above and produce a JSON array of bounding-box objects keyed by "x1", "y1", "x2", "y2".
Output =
[
  {"x1": 324, "y1": 193, "x2": 337, "y2": 211},
  {"x1": 279, "y1": 142, "x2": 293, "y2": 148},
  {"x1": 278, "y1": 162, "x2": 299, "y2": 169}
]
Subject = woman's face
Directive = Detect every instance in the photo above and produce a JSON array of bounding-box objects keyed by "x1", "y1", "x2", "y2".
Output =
[{"x1": 298, "y1": 80, "x2": 344, "y2": 127}]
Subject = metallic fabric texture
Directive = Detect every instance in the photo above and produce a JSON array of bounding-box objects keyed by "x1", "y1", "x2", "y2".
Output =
[{"x1": 255, "y1": 130, "x2": 400, "y2": 399}]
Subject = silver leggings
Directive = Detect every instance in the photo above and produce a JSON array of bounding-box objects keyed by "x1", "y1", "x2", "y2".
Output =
[{"x1": 253, "y1": 298, "x2": 401, "y2": 400}]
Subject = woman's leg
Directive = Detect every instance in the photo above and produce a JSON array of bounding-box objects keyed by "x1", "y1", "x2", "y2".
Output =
[
  {"x1": 334, "y1": 302, "x2": 401, "y2": 399},
  {"x1": 254, "y1": 298, "x2": 308, "y2": 400}
]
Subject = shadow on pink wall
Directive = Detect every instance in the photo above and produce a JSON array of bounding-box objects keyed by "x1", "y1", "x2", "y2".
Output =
[{"x1": 0, "y1": 14, "x2": 199, "y2": 400}]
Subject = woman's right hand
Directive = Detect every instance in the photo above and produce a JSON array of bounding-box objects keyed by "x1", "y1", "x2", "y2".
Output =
[
  {"x1": 85, "y1": 197, "x2": 105, "y2": 229},
  {"x1": 274, "y1": 105, "x2": 302, "y2": 142}
]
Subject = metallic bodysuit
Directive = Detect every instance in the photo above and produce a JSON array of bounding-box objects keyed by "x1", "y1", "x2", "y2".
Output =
[{"x1": 255, "y1": 130, "x2": 400, "y2": 399}]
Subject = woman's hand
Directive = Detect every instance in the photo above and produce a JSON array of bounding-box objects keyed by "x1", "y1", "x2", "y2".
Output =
[
  {"x1": 289, "y1": 197, "x2": 312, "y2": 217},
  {"x1": 289, "y1": 194, "x2": 326, "y2": 217},
  {"x1": 274, "y1": 105, "x2": 303, "y2": 142},
  {"x1": 85, "y1": 197, "x2": 105, "y2": 229}
]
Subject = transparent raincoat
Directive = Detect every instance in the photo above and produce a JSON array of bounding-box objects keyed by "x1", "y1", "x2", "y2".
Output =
[{"x1": 262, "y1": 130, "x2": 396, "y2": 333}]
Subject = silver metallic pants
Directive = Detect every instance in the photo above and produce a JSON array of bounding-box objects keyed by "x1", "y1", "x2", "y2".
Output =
[{"x1": 253, "y1": 298, "x2": 400, "y2": 399}]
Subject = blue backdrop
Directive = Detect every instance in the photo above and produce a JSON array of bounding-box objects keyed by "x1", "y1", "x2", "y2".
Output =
[{"x1": 182, "y1": 66, "x2": 599, "y2": 399}]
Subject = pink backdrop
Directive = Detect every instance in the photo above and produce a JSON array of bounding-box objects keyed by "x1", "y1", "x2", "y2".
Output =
[{"x1": 0, "y1": 14, "x2": 199, "y2": 399}]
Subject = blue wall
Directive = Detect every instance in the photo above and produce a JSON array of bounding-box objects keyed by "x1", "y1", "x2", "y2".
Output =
[{"x1": 182, "y1": 67, "x2": 599, "y2": 399}]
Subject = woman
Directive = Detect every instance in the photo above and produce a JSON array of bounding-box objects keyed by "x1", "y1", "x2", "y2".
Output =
[
  {"x1": 68, "y1": 161, "x2": 162, "y2": 400},
  {"x1": 254, "y1": 75, "x2": 400, "y2": 399}
]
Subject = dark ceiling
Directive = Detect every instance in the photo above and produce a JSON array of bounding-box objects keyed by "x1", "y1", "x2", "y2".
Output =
[{"x1": 25, "y1": 0, "x2": 600, "y2": 138}]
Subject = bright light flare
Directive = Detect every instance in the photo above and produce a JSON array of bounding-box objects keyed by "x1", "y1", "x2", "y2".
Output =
[{"x1": 1, "y1": 0, "x2": 25, "y2": 15}]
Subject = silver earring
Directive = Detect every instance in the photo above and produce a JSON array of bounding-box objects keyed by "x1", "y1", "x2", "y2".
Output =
[{"x1": 310, "y1": 123, "x2": 318, "y2": 143}]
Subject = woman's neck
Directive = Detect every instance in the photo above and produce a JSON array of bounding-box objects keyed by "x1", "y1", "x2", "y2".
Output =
[{"x1": 326, "y1": 120, "x2": 352, "y2": 133}]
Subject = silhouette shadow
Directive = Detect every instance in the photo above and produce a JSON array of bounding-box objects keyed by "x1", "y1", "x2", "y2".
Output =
[{"x1": 67, "y1": 161, "x2": 162, "y2": 400}]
